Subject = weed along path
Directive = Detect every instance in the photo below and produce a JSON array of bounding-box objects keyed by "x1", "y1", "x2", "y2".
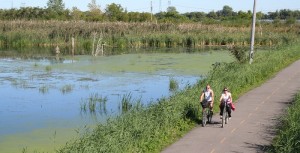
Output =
[{"x1": 162, "y1": 59, "x2": 300, "y2": 153}]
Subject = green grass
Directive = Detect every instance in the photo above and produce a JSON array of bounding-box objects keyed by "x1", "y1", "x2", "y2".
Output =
[
  {"x1": 120, "y1": 93, "x2": 133, "y2": 113},
  {"x1": 60, "y1": 84, "x2": 73, "y2": 94},
  {"x1": 268, "y1": 92, "x2": 300, "y2": 153},
  {"x1": 81, "y1": 93, "x2": 108, "y2": 114},
  {"x1": 169, "y1": 78, "x2": 179, "y2": 91},
  {"x1": 39, "y1": 85, "x2": 49, "y2": 94},
  {"x1": 45, "y1": 65, "x2": 52, "y2": 72},
  {"x1": 58, "y1": 43, "x2": 300, "y2": 153}
]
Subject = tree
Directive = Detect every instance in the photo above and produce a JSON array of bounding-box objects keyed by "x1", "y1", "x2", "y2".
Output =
[
  {"x1": 184, "y1": 12, "x2": 206, "y2": 22},
  {"x1": 156, "y1": 6, "x2": 188, "y2": 23},
  {"x1": 217, "y1": 5, "x2": 233, "y2": 19},
  {"x1": 237, "y1": 10, "x2": 251, "y2": 19},
  {"x1": 167, "y1": 6, "x2": 178, "y2": 14},
  {"x1": 279, "y1": 9, "x2": 293, "y2": 19},
  {"x1": 268, "y1": 11, "x2": 280, "y2": 20},
  {"x1": 47, "y1": 0, "x2": 65, "y2": 12},
  {"x1": 88, "y1": 0, "x2": 102, "y2": 13},
  {"x1": 105, "y1": 3, "x2": 125, "y2": 21},
  {"x1": 222, "y1": 5, "x2": 233, "y2": 16},
  {"x1": 86, "y1": 0, "x2": 103, "y2": 21},
  {"x1": 207, "y1": 11, "x2": 218, "y2": 19},
  {"x1": 70, "y1": 7, "x2": 82, "y2": 20}
]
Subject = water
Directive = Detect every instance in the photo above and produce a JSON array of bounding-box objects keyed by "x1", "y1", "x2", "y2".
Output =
[{"x1": 0, "y1": 51, "x2": 234, "y2": 152}]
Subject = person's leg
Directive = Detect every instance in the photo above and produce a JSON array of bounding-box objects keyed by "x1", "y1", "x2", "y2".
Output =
[
  {"x1": 201, "y1": 102, "x2": 204, "y2": 113},
  {"x1": 210, "y1": 103, "x2": 213, "y2": 116},
  {"x1": 219, "y1": 102, "x2": 224, "y2": 116},
  {"x1": 226, "y1": 104, "x2": 232, "y2": 117}
]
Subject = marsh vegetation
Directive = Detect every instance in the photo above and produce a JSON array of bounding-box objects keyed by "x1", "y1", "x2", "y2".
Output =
[{"x1": 0, "y1": 20, "x2": 299, "y2": 56}]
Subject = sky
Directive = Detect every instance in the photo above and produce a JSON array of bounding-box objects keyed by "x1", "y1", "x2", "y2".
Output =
[{"x1": 1, "y1": 0, "x2": 300, "y2": 13}]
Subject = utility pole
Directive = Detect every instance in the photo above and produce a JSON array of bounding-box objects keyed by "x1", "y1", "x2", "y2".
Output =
[
  {"x1": 150, "y1": 1, "x2": 153, "y2": 21},
  {"x1": 159, "y1": 0, "x2": 162, "y2": 12},
  {"x1": 249, "y1": 0, "x2": 257, "y2": 64}
]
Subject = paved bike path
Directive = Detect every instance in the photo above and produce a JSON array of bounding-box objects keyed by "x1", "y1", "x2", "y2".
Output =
[{"x1": 162, "y1": 60, "x2": 300, "y2": 153}]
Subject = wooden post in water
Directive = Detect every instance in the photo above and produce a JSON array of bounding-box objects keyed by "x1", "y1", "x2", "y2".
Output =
[
  {"x1": 55, "y1": 45, "x2": 60, "y2": 61},
  {"x1": 72, "y1": 37, "x2": 75, "y2": 57}
]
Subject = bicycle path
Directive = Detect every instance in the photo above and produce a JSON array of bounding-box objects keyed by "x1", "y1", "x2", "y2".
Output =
[{"x1": 162, "y1": 60, "x2": 300, "y2": 153}]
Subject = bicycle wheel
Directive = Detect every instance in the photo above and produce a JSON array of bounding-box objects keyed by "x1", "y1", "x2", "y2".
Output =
[
  {"x1": 202, "y1": 110, "x2": 207, "y2": 127},
  {"x1": 207, "y1": 109, "x2": 212, "y2": 123},
  {"x1": 221, "y1": 104, "x2": 226, "y2": 128},
  {"x1": 225, "y1": 111, "x2": 228, "y2": 124},
  {"x1": 225, "y1": 105, "x2": 229, "y2": 124}
]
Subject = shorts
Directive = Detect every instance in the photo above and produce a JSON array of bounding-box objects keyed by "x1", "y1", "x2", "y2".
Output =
[{"x1": 201, "y1": 100, "x2": 212, "y2": 108}]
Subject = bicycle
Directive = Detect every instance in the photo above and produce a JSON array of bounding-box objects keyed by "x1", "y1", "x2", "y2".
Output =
[
  {"x1": 221, "y1": 101, "x2": 230, "y2": 128},
  {"x1": 202, "y1": 102, "x2": 213, "y2": 127}
]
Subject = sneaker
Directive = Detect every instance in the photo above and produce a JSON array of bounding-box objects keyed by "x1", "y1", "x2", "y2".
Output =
[{"x1": 229, "y1": 117, "x2": 231, "y2": 120}]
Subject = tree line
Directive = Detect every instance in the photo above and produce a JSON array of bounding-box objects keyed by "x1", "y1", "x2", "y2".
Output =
[{"x1": 0, "y1": 0, "x2": 299, "y2": 23}]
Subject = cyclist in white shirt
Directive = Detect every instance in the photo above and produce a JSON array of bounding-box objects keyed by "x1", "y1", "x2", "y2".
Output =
[
  {"x1": 200, "y1": 84, "x2": 214, "y2": 113},
  {"x1": 219, "y1": 87, "x2": 232, "y2": 119}
]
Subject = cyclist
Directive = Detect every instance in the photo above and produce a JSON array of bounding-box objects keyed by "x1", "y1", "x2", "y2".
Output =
[
  {"x1": 200, "y1": 84, "x2": 214, "y2": 113},
  {"x1": 219, "y1": 87, "x2": 232, "y2": 119}
]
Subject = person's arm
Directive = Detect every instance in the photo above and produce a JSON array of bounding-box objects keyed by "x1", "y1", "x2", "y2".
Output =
[
  {"x1": 211, "y1": 90, "x2": 214, "y2": 103},
  {"x1": 219, "y1": 94, "x2": 223, "y2": 102},
  {"x1": 200, "y1": 92, "x2": 204, "y2": 102}
]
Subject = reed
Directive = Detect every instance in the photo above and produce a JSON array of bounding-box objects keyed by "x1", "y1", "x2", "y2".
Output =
[
  {"x1": 81, "y1": 93, "x2": 108, "y2": 113},
  {"x1": 39, "y1": 85, "x2": 49, "y2": 94},
  {"x1": 45, "y1": 65, "x2": 52, "y2": 72},
  {"x1": 169, "y1": 78, "x2": 179, "y2": 91},
  {"x1": 60, "y1": 84, "x2": 73, "y2": 94},
  {"x1": 120, "y1": 93, "x2": 133, "y2": 113},
  {"x1": 0, "y1": 20, "x2": 298, "y2": 54}
]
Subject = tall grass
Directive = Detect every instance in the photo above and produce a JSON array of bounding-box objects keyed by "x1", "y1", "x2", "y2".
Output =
[
  {"x1": 120, "y1": 93, "x2": 133, "y2": 113},
  {"x1": 81, "y1": 93, "x2": 108, "y2": 114},
  {"x1": 60, "y1": 84, "x2": 74, "y2": 94},
  {"x1": 39, "y1": 85, "x2": 49, "y2": 94},
  {"x1": 169, "y1": 78, "x2": 179, "y2": 91},
  {"x1": 45, "y1": 65, "x2": 52, "y2": 72},
  {"x1": 268, "y1": 92, "x2": 300, "y2": 153},
  {"x1": 0, "y1": 21, "x2": 299, "y2": 54},
  {"x1": 58, "y1": 43, "x2": 300, "y2": 152}
]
